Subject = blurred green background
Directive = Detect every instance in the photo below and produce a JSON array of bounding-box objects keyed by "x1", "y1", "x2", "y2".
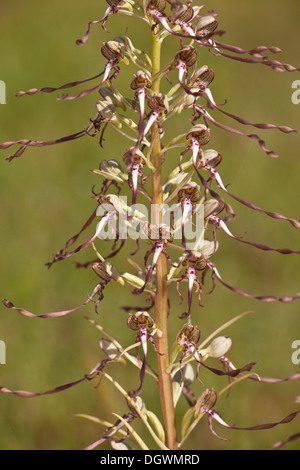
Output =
[{"x1": 0, "y1": 0, "x2": 300, "y2": 450}]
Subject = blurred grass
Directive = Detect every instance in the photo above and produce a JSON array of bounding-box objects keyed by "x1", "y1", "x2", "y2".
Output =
[{"x1": 0, "y1": 0, "x2": 300, "y2": 450}]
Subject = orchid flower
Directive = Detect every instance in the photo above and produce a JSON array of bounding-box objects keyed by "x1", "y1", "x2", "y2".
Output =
[
  {"x1": 176, "y1": 253, "x2": 207, "y2": 319},
  {"x1": 134, "y1": 223, "x2": 176, "y2": 295},
  {"x1": 76, "y1": 1, "x2": 135, "y2": 44},
  {"x1": 127, "y1": 311, "x2": 157, "y2": 397},
  {"x1": 123, "y1": 148, "x2": 147, "y2": 207}
]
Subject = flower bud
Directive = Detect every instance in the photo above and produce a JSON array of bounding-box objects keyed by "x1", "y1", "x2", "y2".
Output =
[
  {"x1": 111, "y1": 440, "x2": 132, "y2": 451},
  {"x1": 92, "y1": 261, "x2": 120, "y2": 282},
  {"x1": 206, "y1": 336, "x2": 232, "y2": 358},
  {"x1": 203, "y1": 148, "x2": 222, "y2": 167},
  {"x1": 196, "y1": 16, "x2": 218, "y2": 38},
  {"x1": 101, "y1": 40, "x2": 125, "y2": 61},
  {"x1": 195, "y1": 388, "x2": 217, "y2": 416},
  {"x1": 173, "y1": 5, "x2": 194, "y2": 23},
  {"x1": 203, "y1": 199, "x2": 224, "y2": 219},
  {"x1": 180, "y1": 93, "x2": 196, "y2": 110},
  {"x1": 175, "y1": 46, "x2": 197, "y2": 68},
  {"x1": 187, "y1": 124, "x2": 210, "y2": 146},
  {"x1": 191, "y1": 65, "x2": 215, "y2": 90},
  {"x1": 147, "y1": 0, "x2": 166, "y2": 14}
]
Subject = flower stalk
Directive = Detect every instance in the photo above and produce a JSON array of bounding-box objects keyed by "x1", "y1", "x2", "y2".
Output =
[{"x1": 150, "y1": 29, "x2": 178, "y2": 450}]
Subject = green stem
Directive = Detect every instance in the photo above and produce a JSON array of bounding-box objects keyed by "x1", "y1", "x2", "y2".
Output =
[{"x1": 151, "y1": 31, "x2": 178, "y2": 450}]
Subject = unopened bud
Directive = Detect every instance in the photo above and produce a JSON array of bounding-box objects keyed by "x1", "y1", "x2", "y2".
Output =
[
  {"x1": 175, "y1": 46, "x2": 197, "y2": 68},
  {"x1": 187, "y1": 124, "x2": 210, "y2": 146},
  {"x1": 111, "y1": 439, "x2": 132, "y2": 450},
  {"x1": 101, "y1": 40, "x2": 125, "y2": 61},
  {"x1": 195, "y1": 388, "x2": 217, "y2": 416},
  {"x1": 147, "y1": 0, "x2": 166, "y2": 14},
  {"x1": 196, "y1": 16, "x2": 218, "y2": 38},
  {"x1": 203, "y1": 199, "x2": 224, "y2": 219},
  {"x1": 92, "y1": 261, "x2": 120, "y2": 282},
  {"x1": 203, "y1": 148, "x2": 222, "y2": 167},
  {"x1": 173, "y1": 5, "x2": 194, "y2": 23},
  {"x1": 207, "y1": 336, "x2": 232, "y2": 358},
  {"x1": 191, "y1": 65, "x2": 215, "y2": 90}
]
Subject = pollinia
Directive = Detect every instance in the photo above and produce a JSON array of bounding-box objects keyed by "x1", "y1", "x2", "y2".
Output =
[{"x1": 1, "y1": 0, "x2": 300, "y2": 450}]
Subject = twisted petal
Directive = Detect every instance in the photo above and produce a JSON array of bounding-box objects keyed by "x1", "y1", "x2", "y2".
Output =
[
  {"x1": 15, "y1": 71, "x2": 105, "y2": 98},
  {"x1": 205, "y1": 88, "x2": 296, "y2": 135},
  {"x1": 2, "y1": 294, "x2": 94, "y2": 319},
  {"x1": 271, "y1": 432, "x2": 300, "y2": 450},
  {"x1": 206, "y1": 407, "x2": 300, "y2": 441},
  {"x1": 201, "y1": 360, "x2": 256, "y2": 378},
  {"x1": 203, "y1": 108, "x2": 279, "y2": 158},
  {"x1": 57, "y1": 61, "x2": 115, "y2": 101},
  {"x1": 0, "y1": 114, "x2": 100, "y2": 162},
  {"x1": 251, "y1": 371, "x2": 300, "y2": 384},
  {"x1": 210, "y1": 264, "x2": 300, "y2": 303},
  {"x1": 209, "y1": 214, "x2": 300, "y2": 256},
  {"x1": 0, "y1": 376, "x2": 87, "y2": 398},
  {"x1": 46, "y1": 210, "x2": 116, "y2": 268},
  {"x1": 153, "y1": 21, "x2": 300, "y2": 73},
  {"x1": 131, "y1": 327, "x2": 149, "y2": 398},
  {"x1": 206, "y1": 168, "x2": 300, "y2": 230}
]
